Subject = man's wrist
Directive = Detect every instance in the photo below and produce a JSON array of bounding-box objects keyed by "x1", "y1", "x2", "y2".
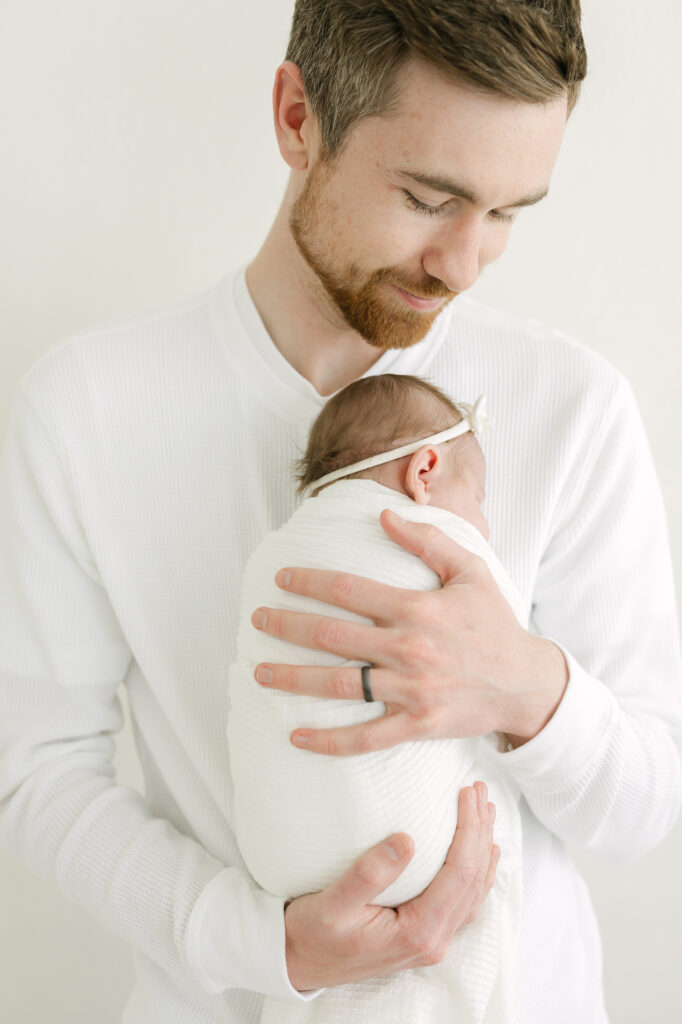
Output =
[{"x1": 505, "y1": 637, "x2": 569, "y2": 748}]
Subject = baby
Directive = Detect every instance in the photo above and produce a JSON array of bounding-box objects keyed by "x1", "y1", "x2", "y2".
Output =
[{"x1": 227, "y1": 374, "x2": 526, "y2": 1024}]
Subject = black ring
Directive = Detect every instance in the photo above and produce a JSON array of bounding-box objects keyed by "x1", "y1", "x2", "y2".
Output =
[{"x1": 361, "y1": 664, "x2": 374, "y2": 702}]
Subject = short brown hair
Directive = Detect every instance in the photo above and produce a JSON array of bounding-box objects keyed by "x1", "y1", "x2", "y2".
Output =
[
  {"x1": 295, "y1": 373, "x2": 468, "y2": 495},
  {"x1": 286, "y1": 0, "x2": 587, "y2": 156}
]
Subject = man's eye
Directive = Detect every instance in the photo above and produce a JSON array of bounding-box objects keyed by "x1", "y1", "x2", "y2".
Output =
[
  {"x1": 404, "y1": 191, "x2": 446, "y2": 217},
  {"x1": 489, "y1": 208, "x2": 516, "y2": 224}
]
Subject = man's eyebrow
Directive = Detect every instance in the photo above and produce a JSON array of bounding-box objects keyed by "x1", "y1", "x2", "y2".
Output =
[{"x1": 397, "y1": 170, "x2": 548, "y2": 209}]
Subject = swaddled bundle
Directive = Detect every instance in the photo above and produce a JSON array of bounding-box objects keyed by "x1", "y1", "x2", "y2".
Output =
[{"x1": 228, "y1": 478, "x2": 527, "y2": 1024}]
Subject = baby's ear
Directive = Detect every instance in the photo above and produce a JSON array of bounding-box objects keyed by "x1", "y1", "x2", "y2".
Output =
[{"x1": 404, "y1": 445, "x2": 440, "y2": 505}]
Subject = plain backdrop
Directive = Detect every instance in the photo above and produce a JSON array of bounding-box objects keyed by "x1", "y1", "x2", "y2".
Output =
[{"x1": 1, "y1": 2, "x2": 681, "y2": 1021}]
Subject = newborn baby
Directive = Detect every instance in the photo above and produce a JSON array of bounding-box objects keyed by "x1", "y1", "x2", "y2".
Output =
[{"x1": 227, "y1": 374, "x2": 526, "y2": 1024}]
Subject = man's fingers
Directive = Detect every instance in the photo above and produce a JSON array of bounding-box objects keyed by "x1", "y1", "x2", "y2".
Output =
[
  {"x1": 272, "y1": 566, "x2": 411, "y2": 623},
  {"x1": 459, "y1": 784, "x2": 493, "y2": 922},
  {"x1": 464, "y1": 843, "x2": 500, "y2": 925},
  {"x1": 323, "y1": 833, "x2": 415, "y2": 926},
  {"x1": 289, "y1": 708, "x2": 416, "y2": 756},
  {"x1": 255, "y1": 662, "x2": 395, "y2": 704},
  {"x1": 403, "y1": 785, "x2": 484, "y2": 932},
  {"x1": 251, "y1": 604, "x2": 392, "y2": 662}
]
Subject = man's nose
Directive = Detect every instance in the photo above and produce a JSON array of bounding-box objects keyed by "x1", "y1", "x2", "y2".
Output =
[{"x1": 422, "y1": 216, "x2": 483, "y2": 294}]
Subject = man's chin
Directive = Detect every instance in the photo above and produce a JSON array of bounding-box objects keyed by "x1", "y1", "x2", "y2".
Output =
[{"x1": 355, "y1": 295, "x2": 457, "y2": 351}]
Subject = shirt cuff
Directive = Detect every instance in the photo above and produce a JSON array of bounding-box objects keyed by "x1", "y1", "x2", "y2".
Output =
[
  {"x1": 187, "y1": 868, "x2": 324, "y2": 1002},
  {"x1": 497, "y1": 642, "x2": 619, "y2": 786}
]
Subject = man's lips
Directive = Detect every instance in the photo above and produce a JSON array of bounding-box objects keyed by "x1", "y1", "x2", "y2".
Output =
[{"x1": 392, "y1": 285, "x2": 450, "y2": 312}]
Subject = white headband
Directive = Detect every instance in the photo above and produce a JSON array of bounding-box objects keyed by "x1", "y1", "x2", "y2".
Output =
[{"x1": 302, "y1": 394, "x2": 490, "y2": 498}]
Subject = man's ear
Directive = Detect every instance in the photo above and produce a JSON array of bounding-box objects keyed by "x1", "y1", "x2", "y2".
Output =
[
  {"x1": 272, "y1": 61, "x2": 316, "y2": 171},
  {"x1": 404, "y1": 446, "x2": 442, "y2": 505}
]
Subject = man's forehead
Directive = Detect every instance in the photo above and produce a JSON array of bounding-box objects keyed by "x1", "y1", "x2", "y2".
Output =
[{"x1": 340, "y1": 63, "x2": 567, "y2": 204}]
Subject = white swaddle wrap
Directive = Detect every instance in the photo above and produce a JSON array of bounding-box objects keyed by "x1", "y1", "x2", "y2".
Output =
[{"x1": 227, "y1": 479, "x2": 528, "y2": 1024}]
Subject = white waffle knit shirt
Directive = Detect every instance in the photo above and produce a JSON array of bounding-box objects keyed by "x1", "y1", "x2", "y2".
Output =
[
  {"x1": 228, "y1": 478, "x2": 527, "y2": 1024},
  {"x1": 1, "y1": 267, "x2": 681, "y2": 1024}
]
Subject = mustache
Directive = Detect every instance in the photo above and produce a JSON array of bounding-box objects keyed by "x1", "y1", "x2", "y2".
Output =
[{"x1": 369, "y1": 267, "x2": 456, "y2": 301}]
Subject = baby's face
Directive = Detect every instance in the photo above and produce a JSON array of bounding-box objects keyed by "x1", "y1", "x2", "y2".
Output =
[{"x1": 436, "y1": 442, "x2": 490, "y2": 540}]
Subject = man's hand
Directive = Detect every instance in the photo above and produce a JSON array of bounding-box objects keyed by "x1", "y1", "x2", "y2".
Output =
[
  {"x1": 251, "y1": 510, "x2": 568, "y2": 754},
  {"x1": 284, "y1": 783, "x2": 499, "y2": 991}
]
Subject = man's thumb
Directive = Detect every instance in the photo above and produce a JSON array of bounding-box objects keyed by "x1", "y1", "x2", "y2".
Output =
[{"x1": 323, "y1": 833, "x2": 415, "y2": 919}]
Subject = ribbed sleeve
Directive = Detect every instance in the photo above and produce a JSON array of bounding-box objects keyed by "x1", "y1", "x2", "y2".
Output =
[
  {"x1": 0, "y1": 388, "x2": 309, "y2": 1006},
  {"x1": 495, "y1": 378, "x2": 682, "y2": 861}
]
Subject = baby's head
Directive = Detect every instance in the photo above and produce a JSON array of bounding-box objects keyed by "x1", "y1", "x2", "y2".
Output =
[{"x1": 295, "y1": 374, "x2": 489, "y2": 539}]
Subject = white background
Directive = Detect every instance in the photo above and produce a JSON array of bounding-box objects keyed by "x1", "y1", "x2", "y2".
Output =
[{"x1": 1, "y1": 2, "x2": 681, "y2": 1020}]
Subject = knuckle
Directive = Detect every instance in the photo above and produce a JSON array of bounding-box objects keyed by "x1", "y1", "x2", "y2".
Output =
[
  {"x1": 411, "y1": 709, "x2": 439, "y2": 736},
  {"x1": 267, "y1": 609, "x2": 284, "y2": 637},
  {"x1": 397, "y1": 590, "x2": 428, "y2": 622},
  {"x1": 454, "y1": 861, "x2": 483, "y2": 888},
  {"x1": 332, "y1": 669, "x2": 357, "y2": 698},
  {"x1": 353, "y1": 858, "x2": 385, "y2": 891},
  {"x1": 426, "y1": 942, "x2": 448, "y2": 966},
  {"x1": 415, "y1": 936, "x2": 443, "y2": 967},
  {"x1": 330, "y1": 573, "x2": 358, "y2": 603},
  {"x1": 313, "y1": 618, "x2": 343, "y2": 650},
  {"x1": 282, "y1": 664, "x2": 300, "y2": 691},
  {"x1": 358, "y1": 728, "x2": 378, "y2": 753},
  {"x1": 414, "y1": 523, "x2": 443, "y2": 555},
  {"x1": 399, "y1": 632, "x2": 437, "y2": 670},
  {"x1": 320, "y1": 733, "x2": 338, "y2": 756}
]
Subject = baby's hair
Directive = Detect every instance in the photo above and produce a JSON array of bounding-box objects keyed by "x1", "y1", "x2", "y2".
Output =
[{"x1": 295, "y1": 373, "x2": 469, "y2": 496}]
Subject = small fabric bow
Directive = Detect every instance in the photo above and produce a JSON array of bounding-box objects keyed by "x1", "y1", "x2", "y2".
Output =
[{"x1": 458, "y1": 394, "x2": 492, "y2": 437}]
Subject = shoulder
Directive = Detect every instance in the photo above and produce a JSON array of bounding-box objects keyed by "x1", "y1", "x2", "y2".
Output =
[
  {"x1": 437, "y1": 295, "x2": 629, "y2": 425},
  {"x1": 15, "y1": 276, "x2": 230, "y2": 421},
  {"x1": 454, "y1": 295, "x2": 621, "y2": 380}
]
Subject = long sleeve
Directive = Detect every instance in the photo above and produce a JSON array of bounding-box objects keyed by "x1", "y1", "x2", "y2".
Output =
[
  {"x1": 497, "y1": 377, "x2": 682, "y2": 862},
  {"x1": 0, "y1": 387, "x2": 309, "y2": 1002}
]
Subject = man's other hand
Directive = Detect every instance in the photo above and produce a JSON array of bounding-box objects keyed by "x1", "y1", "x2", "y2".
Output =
[{"x1": 284, "y1": 783, "x2": 498, "y2": 991}]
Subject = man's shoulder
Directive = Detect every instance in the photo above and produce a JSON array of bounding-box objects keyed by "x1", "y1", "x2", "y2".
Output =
[
  {"x1": 449, "y1": 294, "x2": 623, "y2": 388},
  {"x1": 17, "y1": 276, "x2": 228, "y2": 412}
]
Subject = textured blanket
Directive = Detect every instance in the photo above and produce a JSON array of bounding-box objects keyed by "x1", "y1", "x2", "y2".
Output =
[{"x1": 228, "y1": 479, "x2": 527, "y2": 1024}]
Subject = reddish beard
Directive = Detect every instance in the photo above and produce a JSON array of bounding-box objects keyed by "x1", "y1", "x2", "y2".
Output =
[{"x1": 290, "y1": 163, "x2": 457, "y2": 350}]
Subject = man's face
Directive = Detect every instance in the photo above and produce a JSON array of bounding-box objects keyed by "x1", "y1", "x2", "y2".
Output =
[{"x1": 290, "y1": 59, "x2": 567, "y2": 350}]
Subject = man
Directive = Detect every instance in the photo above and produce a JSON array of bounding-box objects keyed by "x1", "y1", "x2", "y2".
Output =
[{"x1": 1, "y1": 2, "x2": 680, "y2": 1023}]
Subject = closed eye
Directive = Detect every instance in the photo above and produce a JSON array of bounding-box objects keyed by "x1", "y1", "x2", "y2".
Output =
[
  {"x1": 404, "y1": 190, "x2": 447, "y2": 217},
  {"x1": 405, "y1": 189, "x2": 517, "y2": 224},
  {"x1": 489, "y1": 209, "x2": 516, "y2": 223}
]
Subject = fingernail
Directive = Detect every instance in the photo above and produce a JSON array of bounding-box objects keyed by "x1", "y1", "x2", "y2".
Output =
[
  {"x1": 383, "y1": 839, "x2": 404, "y2": 861},
  {"x1": 276, "y1": 569, "x2": 291, "y2": 587},
  {"x1": 256, "y1": 666, "x2": 273, "y2": 684},
  {"x1": 291, "y1": 733, "x2": 310, "y2": 748},
  {"x1": 252, "y1": 610, "x2": 266, "y2": 629}
]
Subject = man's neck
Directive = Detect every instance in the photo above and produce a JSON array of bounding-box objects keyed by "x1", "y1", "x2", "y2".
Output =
[{"x1": 245, "y1": 201, "x2": 384, "y2": 397}]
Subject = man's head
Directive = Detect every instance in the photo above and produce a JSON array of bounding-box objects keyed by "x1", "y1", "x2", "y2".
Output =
[
  {"x1": 286, "y1": 0, "x2": 586, "y2": 160},
  {"x1": 276, "y1": 1, "x2": 585, "y2": 351},
  {"x1": 295, "y1": 374, "x2": 490, "y2": 537}
]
